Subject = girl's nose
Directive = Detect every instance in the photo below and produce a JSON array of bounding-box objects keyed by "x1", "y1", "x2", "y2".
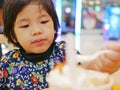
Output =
[
  {"x1": 32, "y1": 31, "x2": 41, "y2": 36},
  {"x1": 31, "y1": 25, "x2": 42, "y2": 36}
]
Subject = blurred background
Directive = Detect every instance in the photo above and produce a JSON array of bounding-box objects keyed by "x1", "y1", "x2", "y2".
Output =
[
  {"x1": 1, "y1": 0, "x2": 120, "y2": 56},
  {"x1": 53, "y1": 0, "x2": 120, "y2": 54}
]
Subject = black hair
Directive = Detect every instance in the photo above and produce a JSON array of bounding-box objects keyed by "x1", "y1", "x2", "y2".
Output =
[
  {"x1": 3, "y1": 0, "x2": 60, "y2": 47},
  {"x1": 0, "y1": 0, "x2": 4, "y2": 8}
]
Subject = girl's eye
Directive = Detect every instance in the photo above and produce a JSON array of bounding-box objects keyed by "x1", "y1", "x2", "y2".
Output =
[
  {"x1": 20, "y1": 25, "x2": 29, "y2": 28},
  {"x1": 41, "y1": 21, "x2": 48, "y2": 24}
]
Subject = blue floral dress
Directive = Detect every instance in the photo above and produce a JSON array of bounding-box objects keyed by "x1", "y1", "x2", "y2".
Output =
[{"x1": 0, "y1": 41, "x2": 66, "y2": 90}]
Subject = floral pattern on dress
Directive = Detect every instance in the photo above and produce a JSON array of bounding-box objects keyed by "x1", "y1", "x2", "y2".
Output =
[{"x1": 0, "y1": 41, "x2": 66, "y2": 90}]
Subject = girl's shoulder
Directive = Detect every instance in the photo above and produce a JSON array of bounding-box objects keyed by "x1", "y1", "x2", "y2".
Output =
[
  {"x1": 54, "y1": 41, "x2": 80, "y2": 54},
  {"x1": 0, "y1": 48, "x2": 21, "y2": 63},
  {"x1": 54, "y1": 41, "x2": 66, "y2": 49}
]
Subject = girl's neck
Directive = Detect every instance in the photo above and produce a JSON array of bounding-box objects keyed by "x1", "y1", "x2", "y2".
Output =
[{"x1": 20, "y1": 43, "x2": 54, "y2": 63}]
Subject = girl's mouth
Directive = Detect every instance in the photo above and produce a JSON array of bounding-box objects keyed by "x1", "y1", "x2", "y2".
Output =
[{"x1": 32, "y1": 39, "x2": 46, "y2": 45}]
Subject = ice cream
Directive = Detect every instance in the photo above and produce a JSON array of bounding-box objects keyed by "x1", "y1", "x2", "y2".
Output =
[{"x1": 47, "y1": 63, "x2": 113, "y2": 90}]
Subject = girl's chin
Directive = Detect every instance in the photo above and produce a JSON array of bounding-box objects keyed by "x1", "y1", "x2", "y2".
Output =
[
  {"x1": 32, "y1": 49, "x2": 47, "y2": 54},
  {"x1": 25, "y1": 46, "x2": 48, "y2": 54}
]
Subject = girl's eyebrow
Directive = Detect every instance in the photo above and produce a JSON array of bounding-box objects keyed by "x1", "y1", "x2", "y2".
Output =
[
  {"x1": 16, "y1": 18, "x2": 28, "y2": 24},
  {"x1": 16, "y1": 11, "x2": 49, "y2": 24},
  {"x1": 39, "y1": 10, "x2": 49, "y2": 18},
  {"x1": 38, "y1": 13, "x2": 50, "y2": 20},
  {"x1": 40, "y1": 13, "x2": 47, "y2": 18}
]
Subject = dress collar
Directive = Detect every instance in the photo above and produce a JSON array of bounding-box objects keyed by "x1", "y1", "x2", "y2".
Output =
[{"x1": 20, "y1": 43, "x2": 54, "y2": 63}]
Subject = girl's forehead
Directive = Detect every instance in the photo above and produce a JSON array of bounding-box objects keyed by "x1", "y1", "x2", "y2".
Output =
[
  {"x1": 22, "y1": 4, "x2": 46, "y2": 14},
  {"x1": 25, "y1": 2, "x2": 43, "y2": 9},
  {"x1": 15, "y1": 4, "x2": 49, "y2": 23}
]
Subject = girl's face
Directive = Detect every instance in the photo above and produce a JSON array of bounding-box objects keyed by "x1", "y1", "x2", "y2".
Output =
[{"x1": 14, "y1": 4, "x2": 55, "y2": 54}]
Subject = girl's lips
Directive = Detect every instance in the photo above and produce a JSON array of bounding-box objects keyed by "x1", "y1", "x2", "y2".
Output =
[{"x1": 32, "y1": 39, "x2": 46, "y2": 44}]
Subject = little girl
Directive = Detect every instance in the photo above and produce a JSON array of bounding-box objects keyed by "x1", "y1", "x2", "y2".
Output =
[{"x1": 0, "y1": 0, "x2": 120, "y2": 90}]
